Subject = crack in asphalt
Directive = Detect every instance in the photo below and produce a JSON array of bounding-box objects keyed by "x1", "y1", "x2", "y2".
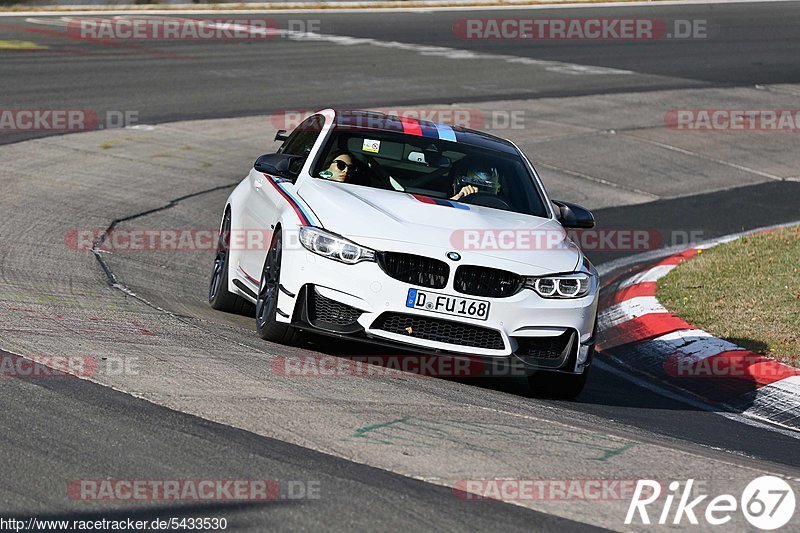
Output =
[
  {"x1": 90, "y1": 181, "x2": 238, "y2": 315},
  {"x1": 83, "y1": 179, "x2": 295, "y2": 366}
]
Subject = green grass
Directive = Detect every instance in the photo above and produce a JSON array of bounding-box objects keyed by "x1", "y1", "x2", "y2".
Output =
[{"x1": 657, "y1": 225, "x2": 800, "y2": 368}]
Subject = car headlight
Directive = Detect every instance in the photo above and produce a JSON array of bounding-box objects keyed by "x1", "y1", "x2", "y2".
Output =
[
  {"x1": 523, "y1": 272, "x2": 593, "y2": 299},
  {"x1": 299, "y1": 226, "x2": 376, "y2": 264}
]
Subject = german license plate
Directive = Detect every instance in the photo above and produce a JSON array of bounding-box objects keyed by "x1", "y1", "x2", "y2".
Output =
[{"x1": 405, "y1": 288, "x2": 490, "y2": 321}]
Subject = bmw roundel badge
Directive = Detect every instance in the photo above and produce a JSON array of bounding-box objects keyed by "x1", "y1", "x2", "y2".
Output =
[{"x1": 447, "y1": 251, "x2": 461, "y2": 261}]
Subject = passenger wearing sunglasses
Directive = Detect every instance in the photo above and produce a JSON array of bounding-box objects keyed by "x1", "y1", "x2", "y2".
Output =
[{"x1": 320, "y1": 151, "x2": 357, "y2": 183}]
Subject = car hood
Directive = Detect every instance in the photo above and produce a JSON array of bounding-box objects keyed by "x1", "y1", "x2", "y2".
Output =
[{"x1": 297, "y1": 178, "x2": 581, "y2": 275}]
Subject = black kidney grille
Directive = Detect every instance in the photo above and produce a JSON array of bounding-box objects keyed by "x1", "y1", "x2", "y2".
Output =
[
  {"x1": 454, "y1": 265, "x2": 523, "y2": 298},
  {"x1": 377, "y1": 252, "x2": 449, "y2": 289},
  {"x1": 309, "y1": 289, "x2": 362, "y2": 326},
  {"x1": 372, "y1": 312, "x2": 505, "y2": 351}
]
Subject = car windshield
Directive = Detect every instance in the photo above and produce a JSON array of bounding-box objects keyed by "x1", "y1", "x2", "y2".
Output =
[{"x1": 314, "y1": 127, "x2": 549, "y2": 218}]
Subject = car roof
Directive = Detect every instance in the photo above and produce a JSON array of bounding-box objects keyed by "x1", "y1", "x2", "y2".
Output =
[{"x1": 331, "y1": 109, "x2": 519, "y2": 156}]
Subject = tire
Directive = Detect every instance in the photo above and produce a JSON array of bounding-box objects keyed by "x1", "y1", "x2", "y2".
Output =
[
  {"x1": 255, "y1": 229, "x2": 300, "y2": 344},
  {"x1": 527, "y1": 367, "x2": 590, "y2": 400},
  {"x1": 208, "y1": 209, "x2": 250, "y2": 314}
]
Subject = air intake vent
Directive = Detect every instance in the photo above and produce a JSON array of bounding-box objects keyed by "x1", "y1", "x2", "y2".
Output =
[
  {"x1": 372, "y1": 312, "x2": 505, "y2": 350},
  {"x1": 513, "y1": 330, "x2": 577, "y2": 369},
  {"x1": 309, "y1": 289, "x2": 362, "y2": 327}
]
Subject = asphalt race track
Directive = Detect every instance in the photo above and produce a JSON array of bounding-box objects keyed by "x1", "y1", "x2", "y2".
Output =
[
  {"x1": 1, "y1": 1, "x2": 799, "y2": 531},
  {"x1": 3, "y1": 0, "x2": 800, "y2": 144}
]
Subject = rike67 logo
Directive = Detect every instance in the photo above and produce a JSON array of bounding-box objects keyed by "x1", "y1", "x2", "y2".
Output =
[{"x1": 626, "y1": 476, "x2": 796, "y2": 529}]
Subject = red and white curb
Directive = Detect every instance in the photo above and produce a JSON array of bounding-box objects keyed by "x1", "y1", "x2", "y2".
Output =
[{"x1": 596, "y1": 229, "x2": 800, "y2": 432}]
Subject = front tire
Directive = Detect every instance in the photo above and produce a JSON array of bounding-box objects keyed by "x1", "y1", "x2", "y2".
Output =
[
  {"x1": 208, "y1": 209, "x2": 249, "y2": 313},
  {"x1": 255, "y1": 229, "x2": 300, "y2": 344}
]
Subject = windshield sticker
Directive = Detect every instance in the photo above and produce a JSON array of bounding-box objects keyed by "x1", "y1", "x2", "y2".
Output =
[
  {"x1": 319, "y1": 170, "x2": 333, "y2": 179},
  {"x1": 362, "y1": 139, "x2": 381, "y2": 153}
]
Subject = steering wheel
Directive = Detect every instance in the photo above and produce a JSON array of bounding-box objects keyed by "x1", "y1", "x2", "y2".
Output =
[
  {"x1": 356, "y1": 155, "x2": 393, "y2": 189},
  {"x1": 363, "y1": 155, "x2": 391, "y2": 180},
  {"x1": 459, "y1": 192, "x2": 513, "y2": 210}
]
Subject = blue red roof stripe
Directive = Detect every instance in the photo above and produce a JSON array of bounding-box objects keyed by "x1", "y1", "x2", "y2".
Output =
[
  {"x1": 333, "y1": 109, "x2": 515, "y2": 154},
  {"x1": 435, "y1": 123, "x2": 458, "y2": 142},
  {"x1": 418, "y1": 121, "x2": 440, "y2": 140},
  {"x1": 399, "y1": 117, "x2": 423, "y2": 136}
]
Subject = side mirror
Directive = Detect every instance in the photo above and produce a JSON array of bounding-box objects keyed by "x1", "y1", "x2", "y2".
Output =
[
  {"x1": 274, "y1": 130, "x2": 289, "y2": 142},
  {"x1": 254, "y1": 153, "x2": 301, "y2": 179},
  {"x1": 552, "y1": 200, "x2": 595, "y2": 229}
]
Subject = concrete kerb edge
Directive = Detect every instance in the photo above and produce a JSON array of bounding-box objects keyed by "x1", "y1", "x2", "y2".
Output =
[{"x1": 595, "y1": 221, "x2": 800, "y2": 432}]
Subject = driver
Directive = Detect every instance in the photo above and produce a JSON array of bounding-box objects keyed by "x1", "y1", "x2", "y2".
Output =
[
  {"x1": 319, "y1": 151, "x2": 357, "y2": 183},
  {"x1": 451, "y1": 183, "x2": 478, "y2": 201},
  {"x1": 450, "y1": 158, "x2": 502, "y2": 201}
]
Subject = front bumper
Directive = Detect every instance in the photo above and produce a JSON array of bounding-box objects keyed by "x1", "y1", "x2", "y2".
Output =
[{"x1": 276, "y1": 248, "x2": 599, "y2": 374}]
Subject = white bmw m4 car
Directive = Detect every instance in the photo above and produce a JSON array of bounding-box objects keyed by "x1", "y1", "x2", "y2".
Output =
[{"x1": 209, "y1": 109, "x2": 599, "y2": 397}]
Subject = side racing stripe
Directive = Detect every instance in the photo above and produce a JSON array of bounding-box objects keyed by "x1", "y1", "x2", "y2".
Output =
[{"x1": 262, "y1": 173, "x2": 319, "y2": 227}]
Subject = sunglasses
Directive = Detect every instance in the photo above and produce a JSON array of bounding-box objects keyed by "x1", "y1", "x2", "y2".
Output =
[{"x1": 332, "y1": 159, "x2": 355, "y2": 171}]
